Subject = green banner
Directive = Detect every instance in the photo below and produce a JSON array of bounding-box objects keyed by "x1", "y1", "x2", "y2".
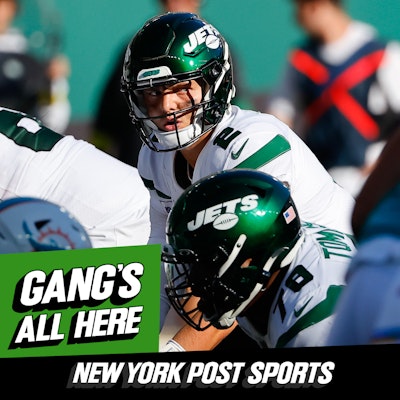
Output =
[{"x1": 0, "y1": 244, "x2": 161, "y2": 358}]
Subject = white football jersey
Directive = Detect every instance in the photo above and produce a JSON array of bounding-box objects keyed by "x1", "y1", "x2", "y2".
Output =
[
  {"x1": 0, "y1": 107, "x2": 150, "y2": 248},
  {"x1": 139, "y1": 105, "x2": 355, "y2": 328},
  {"x1": 139, "y1": 105, "x2": 355, "y2": 245},
  {"x1": 238, "y1": 222, "x2": 357, "y2": 348}
]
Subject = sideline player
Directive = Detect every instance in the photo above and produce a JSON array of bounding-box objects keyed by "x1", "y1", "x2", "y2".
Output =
[
  {"x1": 120, "y1": 12, "x2": 355, "y2": 350},
  {"x1": 0, "y1": 106, "x2": 150, "y2": 248},
  {"x1": 163, "y1": 169, "x2": 356, "y2": 347}
]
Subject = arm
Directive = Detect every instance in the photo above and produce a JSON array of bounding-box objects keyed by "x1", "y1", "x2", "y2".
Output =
[
  {"x1": 352, "y1": 126, "x2": 400, "y2": 236},
  {"x1": 160, "y1": 288, "x2": 238, "y2": 351},
  {"x1": 163, "y1": 321, "x2": 238, "y2": 351}
]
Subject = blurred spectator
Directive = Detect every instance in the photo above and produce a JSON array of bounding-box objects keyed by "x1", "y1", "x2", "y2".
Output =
[
  {"x1": 325, "y1": 125, "x2": 400, "y2": 345},
  {"x1": 0, "y1": 0, "x2": 71, "y2": 132},
  {"x1": 158, "y1": 0, "x2": 201, "y2": 13},
  {"x1": 41, "y1": 52, "x2": 71, "y2": 133},
  {"x1": 0, "y1": 0, "x2": 49, "y2": 117},
  {"x1": 266, "y1": 0, "x2": 400, "y2": 196}
]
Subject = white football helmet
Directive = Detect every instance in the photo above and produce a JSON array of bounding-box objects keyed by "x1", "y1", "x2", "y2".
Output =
[{"x1": 0, "y1": 197, "x2": 92, "y2": 253}]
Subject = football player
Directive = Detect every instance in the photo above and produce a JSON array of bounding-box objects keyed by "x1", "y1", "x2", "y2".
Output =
[
  {"x1": 163, "y1": 169, "x2": 356, "y2": 348},
  {"x1": 0, "y1": 196, "x2": 92, "y2": 252},
  {"x1": 0, "y1": 106, "x2": 150, "y2": 248},
  {"x1": 120, "y1": 12, "x2": 355, "y2": 349}
]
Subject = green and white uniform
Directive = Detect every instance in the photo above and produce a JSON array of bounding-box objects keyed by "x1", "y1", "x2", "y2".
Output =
[
  {"x1": 0, "y1": 107, "x2": 150, "y2": 248},
  {"x1": 138, "y1": 105, "x2": 355, "y2": 327},
  {"x1": 238, "y1": 222, "x2": 356, "y2": 348}
]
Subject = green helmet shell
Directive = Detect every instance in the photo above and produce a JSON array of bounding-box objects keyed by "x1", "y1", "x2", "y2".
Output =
[
  {"x1": 167, "y1": 169, "x2": 301, "y2": 267},
  {"x1": 124, "y1": 12, "x2": 226, "y2": 85},
  {"x1": 164, "y1": 169, "x2": 302, "y2": 329},
  {"x1": 121, "y1": 12, "x2": 235, "y2": 152}
]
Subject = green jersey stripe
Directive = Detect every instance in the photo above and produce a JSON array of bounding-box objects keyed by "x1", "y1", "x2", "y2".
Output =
[
  {"x1": 235, "y1": 134, "x2": 291, "y2": 169},
  {"x1": 276, "y1": 285, "x2": 344, "y2": 348}
]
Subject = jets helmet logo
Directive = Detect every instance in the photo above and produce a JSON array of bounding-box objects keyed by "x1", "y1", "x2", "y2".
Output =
[
  {"x1": 187, "y1": 194, "x2": 259, "y2": 231},
  {"x1": 183, "y1": 24, "x2": 221, "y2": 54}
]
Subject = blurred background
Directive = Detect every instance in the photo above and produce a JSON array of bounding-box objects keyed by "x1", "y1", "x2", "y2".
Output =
[{"x1": 13, "y1": 0, "x2": 400, "y2": 139}]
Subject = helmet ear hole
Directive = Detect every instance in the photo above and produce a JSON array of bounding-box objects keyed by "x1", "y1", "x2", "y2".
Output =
[{"x1": 210, "y1": 63, "x2": 223, "y2": 79}]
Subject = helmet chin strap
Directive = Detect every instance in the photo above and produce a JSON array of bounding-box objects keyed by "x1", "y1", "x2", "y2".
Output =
[
  {"x1": 216, "y1": 233, "x2": 251, "y2": 328},
  {"x1": 217, "y1": 280, "x2": 264, "y2": 328},
  {"x1": 216, "y1": 230, "x2": 305, "y2": 329},
  {"x1": 218, "y1": 233, "x2": 247, "y2": 277},
  {"x1": 145, "y1": 105, "x2": 210, "y2": 150}
]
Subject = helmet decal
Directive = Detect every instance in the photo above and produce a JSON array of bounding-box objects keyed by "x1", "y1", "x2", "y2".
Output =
[
  {"x1": 183, "y1": 24, "x2": 221, "y2": 54},
  {"x1": 283, "y1": 205, "x2": 297, "y2": 224},
  {"x1": 187, "y1": 194, "x2": 259, "y2": 231},
  {"x1": 23, "y1": 220, "x2": 76, "y2": 251},
  {"x1": 212, "y1": 213, "x2": 239, "y2": 231},
  {"x1": 137, "y1": 66, "x2": 173, "y2": 82},
  {"x1": 0, "y1": 197, "x2": 92, "y2": 253}
]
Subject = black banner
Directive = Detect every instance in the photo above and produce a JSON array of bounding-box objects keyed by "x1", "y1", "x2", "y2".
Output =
[{"x1": 2, "y1": 344, "x2": 396, "y2": 395}]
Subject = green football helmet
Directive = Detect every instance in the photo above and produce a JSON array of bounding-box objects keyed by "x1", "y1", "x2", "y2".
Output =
[
  {"x1": 120, "y1": 12, "x2": 235, "y2": 152},
  {"x1": 163, "y1": 169, "x2": 303, "y2": 330}
]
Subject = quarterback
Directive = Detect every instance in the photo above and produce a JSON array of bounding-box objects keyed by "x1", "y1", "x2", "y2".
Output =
[
  {"x1": 120, "y1": 12, "x2": 355, "y2": 349},
  {"x1": 0, "y1": 107, "x2": 150, "y2": 248}
]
